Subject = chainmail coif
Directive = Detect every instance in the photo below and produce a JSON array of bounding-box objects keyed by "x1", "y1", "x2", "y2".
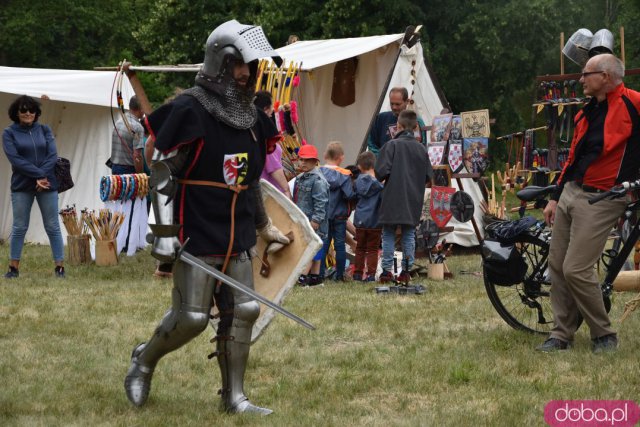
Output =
[{"x1": 183, "y1": 82, "x2": 257, "y2": 130}]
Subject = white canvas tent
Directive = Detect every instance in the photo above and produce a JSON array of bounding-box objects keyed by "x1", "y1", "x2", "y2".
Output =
[
  {"x1": 0, "y1": 66, "x2": 135, "y2": 244},
  {"x1": 273, "y1": 34, "x2": 483, "y2": 245},
  {"x1": 275, "y1": 33, "x2": 445, "y2": 162}
]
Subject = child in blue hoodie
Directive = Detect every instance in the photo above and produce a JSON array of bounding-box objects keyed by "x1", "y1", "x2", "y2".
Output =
[
  {"x1": 353, "y1": 151, "x2": 384, "y2": 281},
  {"x1": 319, "y1": 141, "x2": 355, "y2": 281}
]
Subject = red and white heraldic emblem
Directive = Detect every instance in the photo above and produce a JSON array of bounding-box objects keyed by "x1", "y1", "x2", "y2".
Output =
[
  {"x1": 430, "y1": 186, "x2": 456, "y2": 228},
  {"x1": 428, "y1": 141, "x2": 447, "y2": 167},
  {"x1": 223, "y1": 153, "x2": 249, "y2": 185},
  {"x1": 448, "y1": 141, "x2": 464, "y2": 173}
]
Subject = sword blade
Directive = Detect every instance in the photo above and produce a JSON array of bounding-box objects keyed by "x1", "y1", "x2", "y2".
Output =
[{"x1": 179, "y1": 251, "x2": 315, "y2": 330}]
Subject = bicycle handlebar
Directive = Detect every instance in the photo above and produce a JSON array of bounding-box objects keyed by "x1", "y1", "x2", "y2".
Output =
[{"x1": 588, "y1": 179, "x2": 640, "y2": 205}]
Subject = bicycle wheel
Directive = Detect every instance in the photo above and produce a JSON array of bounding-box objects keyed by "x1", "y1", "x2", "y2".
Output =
[{"x1": 484, "y1": 234, "x2": 554, "y2": 334}]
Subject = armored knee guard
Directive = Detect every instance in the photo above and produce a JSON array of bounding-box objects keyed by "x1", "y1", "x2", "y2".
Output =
[
  {"x1": 215, "y1": 254, "x2": 271, "y2": 415},
  {"x1": 125, "y1": 260, "x2": 214, "y2": 407}
]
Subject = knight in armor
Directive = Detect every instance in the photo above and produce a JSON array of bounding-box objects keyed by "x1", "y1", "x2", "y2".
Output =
[{"x1": 124, "y1": 20, "x2": 289, "y2": 415}]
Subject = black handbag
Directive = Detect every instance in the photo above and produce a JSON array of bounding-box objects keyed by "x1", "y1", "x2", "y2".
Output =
[{"x1": 55, "y1": 157, "x2": 74, "y2": 193}]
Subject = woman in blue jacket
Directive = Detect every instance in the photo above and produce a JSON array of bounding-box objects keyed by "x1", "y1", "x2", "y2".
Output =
[{"x1": 2, "y1": 95, "x2": 64, "y2": 278}]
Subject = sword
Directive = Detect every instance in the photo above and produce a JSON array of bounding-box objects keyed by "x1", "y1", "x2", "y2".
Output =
[{"x1": 180, "y1": 250, "x2": 315, "y2": 331}]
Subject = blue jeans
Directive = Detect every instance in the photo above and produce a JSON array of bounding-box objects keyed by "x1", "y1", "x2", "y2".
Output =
[
  {"x1": 10, "y1": 190, "x2": 64, "y2": 262},
  {"x1": 381, "y1": 225, "x2": 416, "y2": 272},
  {"x1": 320, "y1": 218, "x2": 347, "y2": 279}
]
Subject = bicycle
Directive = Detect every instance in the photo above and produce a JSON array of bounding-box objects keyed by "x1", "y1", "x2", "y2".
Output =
[{"x1": 481, "y1": 179, "x2": 640, "y2": 334}]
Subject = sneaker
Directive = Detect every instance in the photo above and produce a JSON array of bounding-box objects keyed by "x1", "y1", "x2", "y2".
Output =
[
  {"x1": 297, "y1": 274, "x2": 308, "y2": 285},
  {"x1": 54, "y1": 266, "x2": 65, "y2": 278},
  {"x1": 397, "y1": 270, "x2": 411, "y2": 283},
  {"x1": 378, "y1": 270, "x2": 394, "y2": 284},
  {"x1": 352, "y1": 273, "x2": 363, "y2": 281},
  {"x1": 365, "y1": 276, "x2": 377, "y2": 282},
  {"x1": 536, "y1": 337, "x2": 571, "y2": 352},
  {"x1": 4, "y1": 267, "x2": 19, "y2": 279},
  {"x1": 592, "y1": 334, "x2": 618, "y2": 354},
  {"x1": 302, "y1": 274, "x2": 324, "y2": 287}
]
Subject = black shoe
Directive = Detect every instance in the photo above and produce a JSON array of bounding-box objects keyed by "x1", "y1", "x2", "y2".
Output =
[
  {"x1": 54, "y1": 266, "x2": 65, "y2": 278},
  {"x1": 4, "y1": 266, "x2": 19, "y2": 279},
  {"x1": 536, "y1": 337, "x2": 571, "y2": 352},
  {"x1": 297, "y1": 274, "x2": 308, "y2": 285},
  {"x1": 592, "y1": 334, "x2": 618, "y2": 354},
  {"x1": 301, "y1": 274, "x2": 324, "y2": 287}
]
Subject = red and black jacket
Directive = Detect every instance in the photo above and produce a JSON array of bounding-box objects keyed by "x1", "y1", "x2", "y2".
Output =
[{"x1": 554, "y1": 83, "x2": 640, "y2": 200}]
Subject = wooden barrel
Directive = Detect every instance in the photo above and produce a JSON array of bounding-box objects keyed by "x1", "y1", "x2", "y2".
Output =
[
  {"x1": 95, "y1": 239, "x2": 118, "y2": 266},
  {"x1": 67, "y1": 234, "x2": 91, "y2": 265}
]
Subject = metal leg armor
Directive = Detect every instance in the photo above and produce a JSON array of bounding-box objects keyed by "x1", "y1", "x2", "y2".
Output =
[
  {"x1": 124, "y1": 259, "x2": 216, "y2": 406},
  {"x1": 215, "y1": 253, "x2": 272, "y2": 415}
]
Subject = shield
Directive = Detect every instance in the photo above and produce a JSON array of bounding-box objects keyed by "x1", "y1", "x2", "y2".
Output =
[
  {"x1": 450, "y1": 191, "x2": 475, "y2": 223},
  {"x1": 417, "y1": 219, "x2": 440, "y2": 250},
  {"x1": 251, "y1": 180, "x2": 323, "y2": 342},
  {"x1": 447, "y1": 140, "x2": 464, "y2": 173},
  {"x1": 428, "y1": 141, "x2": 447, "y2": 167},
  {"x1": 430, "y1": 186, "x2": 456, "y2": 228}
]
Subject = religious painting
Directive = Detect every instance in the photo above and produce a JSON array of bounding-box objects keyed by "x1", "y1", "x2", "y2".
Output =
[
  {"x1": 461, "y1": 109, "x2": 490, "y2": 138},
  {"x1": 463, "y1": 137, "x2": 489, "y2": 174},
  {"x1": 430, "y1": 113, "x2": 453, "y2": 143}
]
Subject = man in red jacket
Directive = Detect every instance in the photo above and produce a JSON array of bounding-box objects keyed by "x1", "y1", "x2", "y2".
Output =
[{"x1": 539, "y1": 53, "x2": 640, "y2": 353}]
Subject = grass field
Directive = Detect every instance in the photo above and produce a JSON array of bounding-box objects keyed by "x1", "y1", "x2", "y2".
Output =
[{"x1": 1, "y1": 242, "x2": 640, "y2": 426}]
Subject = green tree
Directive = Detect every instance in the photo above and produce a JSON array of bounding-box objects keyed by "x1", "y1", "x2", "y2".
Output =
[{"x1": 0, "y1": 0, "x2": 151, "y2": 69}]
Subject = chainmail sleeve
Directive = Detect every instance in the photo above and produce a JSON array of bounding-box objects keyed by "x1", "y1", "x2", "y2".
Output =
[{"x1": 250, "y1": 181, "x2": 269, "y2": 229}]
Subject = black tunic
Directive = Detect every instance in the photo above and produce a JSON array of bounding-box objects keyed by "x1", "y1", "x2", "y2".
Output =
[{"x1": 148, "y1": 94, "x2": 278, "y2": 256}]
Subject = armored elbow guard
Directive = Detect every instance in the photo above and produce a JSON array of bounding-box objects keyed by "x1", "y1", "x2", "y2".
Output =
[{"x1": 149, "y1": 157, "x2": 183, "y2": 263}]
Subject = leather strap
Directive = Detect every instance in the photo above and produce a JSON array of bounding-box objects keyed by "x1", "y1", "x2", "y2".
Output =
[
  {"x1": 177, "y1": 178, "x2": 248, "y2": 280},
  {"x1": 177, "y1": 179, "x2": 248, "y2": 193}
]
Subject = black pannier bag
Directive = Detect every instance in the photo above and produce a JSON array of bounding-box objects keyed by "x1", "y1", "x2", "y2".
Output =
[
  {"x1": 481, "y1": 239, "x2": 527, "y2": 286},
  {"x1": 55, "y1": 157, "x2": 74, "y2": 193}
]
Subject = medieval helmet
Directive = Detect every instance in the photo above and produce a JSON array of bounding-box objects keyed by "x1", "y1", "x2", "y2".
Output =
[
  {"x1": 197, "y1": 20, "x2": 282, "y2": 89},
  {"x1": 589, "y1": 29, "x2": 614, "y2": 57},
  {"x1": 562, "y1": 28, "x2": 593, "y2": 67}
]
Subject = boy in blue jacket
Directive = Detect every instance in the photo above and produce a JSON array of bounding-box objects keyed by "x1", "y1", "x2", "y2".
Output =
[
  {"x1": 293, "y1": 144, "x2": 329, "y2": 286},
  {"x1": 353, "y1": 151, "x2": 384, "y2": 281},
  {"x1": 320, "y1": 141, "x2": 355, "y2": 281}
]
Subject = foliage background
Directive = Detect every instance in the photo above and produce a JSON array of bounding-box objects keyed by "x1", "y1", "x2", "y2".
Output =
[{"x1": 1, "y1": 0, "x2": 640, "y2": 164}]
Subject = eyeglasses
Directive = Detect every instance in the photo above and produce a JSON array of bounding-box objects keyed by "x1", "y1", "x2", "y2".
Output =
[
  {"x1": 19, "y1": 107, "x2": 36, "y2": 114},
  {"x1": 581, "y1": 70, "x2": 605, "y2": 78}
]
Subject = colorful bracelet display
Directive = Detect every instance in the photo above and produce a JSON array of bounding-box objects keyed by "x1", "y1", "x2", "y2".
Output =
[{"x1": 100, "y1": 174, "x2": 149, "y2": 202}]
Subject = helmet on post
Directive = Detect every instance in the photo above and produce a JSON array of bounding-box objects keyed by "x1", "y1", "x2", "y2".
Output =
[
  {"x1": 589, "y1": 29, "x2": 614, "y2": 57},
  {"x1": 562, "y1": 28, "x2": 593, "y2": 68},
  {"x1": 196, "y1": 20, "x2": 282, "y2": 93}
]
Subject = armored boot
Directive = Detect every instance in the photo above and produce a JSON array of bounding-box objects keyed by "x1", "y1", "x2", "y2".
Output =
[
  {"x1": 124, "y1": 343, "x2": 154, "y2": 406},
  {"x1": 216, "y1": 299, "x2": 272, "y2": 415}
]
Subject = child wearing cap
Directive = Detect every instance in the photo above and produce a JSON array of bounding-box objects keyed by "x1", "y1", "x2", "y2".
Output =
[
  {"x1": 319, "y1": 141, "x2": 355, "y2": 281},
  {"x1": 293, "y1": 144, "x2": 329, "y2": 286}
]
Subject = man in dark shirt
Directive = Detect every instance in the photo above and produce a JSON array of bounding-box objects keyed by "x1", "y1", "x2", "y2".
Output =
[
  {"x1": 366, "y1": 87, "x2": 427, "y2": 155},
  {"x1": 538, "y1": 54, "x2": 640, "y2": 353},
  {"x1": 123, "y1": 20, "x2": 289, "y2": 414}
]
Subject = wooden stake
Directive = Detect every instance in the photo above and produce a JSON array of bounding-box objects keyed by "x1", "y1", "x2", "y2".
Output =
[{"x1": 560, "y1": 32, "x2": 565, "y2": 75}]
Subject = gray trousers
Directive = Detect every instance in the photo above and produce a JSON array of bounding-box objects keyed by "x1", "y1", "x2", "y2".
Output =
[{"x1": 549, "y1": 182, "x2": 627, "y2": 341}]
